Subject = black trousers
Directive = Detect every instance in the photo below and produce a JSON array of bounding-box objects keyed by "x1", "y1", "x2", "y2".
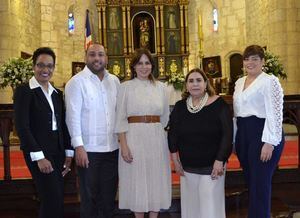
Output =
[
  {"x1": 24, "y1": 148, "x2": 65, "y2": 218},
  {"x1": 235, "y1": 116, "x2": 284, "y2": 218},
  {"x1": 78, "y1": 150, "x2": 118, "y2": 218}
]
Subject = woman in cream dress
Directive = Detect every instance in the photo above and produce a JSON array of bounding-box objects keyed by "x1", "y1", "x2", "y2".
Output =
[{"x1": 115, "y1": 48, "x2": 171, "y2": 218}]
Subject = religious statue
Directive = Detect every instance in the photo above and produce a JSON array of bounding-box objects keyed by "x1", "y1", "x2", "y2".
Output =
[
  {"x1": 139, "y1": 19, "x2": 150, "y2": 48},
  {"x1": 167, "y1": 9, "x2": 176, "y2": 29},
  {"x1": 111, "y1": 33, "x2": 121, "y2": 55},
  {"x1": 109, "y1": 8, "x2": 119, "y2": 29},
  {"x1": 132, "y1": 13, "x2": 155, "y2": 53},
  {"x1": 167, "y1": 32, "x2": 177, "y2": 53}
]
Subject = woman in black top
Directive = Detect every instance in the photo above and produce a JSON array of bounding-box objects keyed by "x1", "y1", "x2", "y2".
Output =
[{"x1": 168, "y1": 68, "x2": 233, "y2": 218}]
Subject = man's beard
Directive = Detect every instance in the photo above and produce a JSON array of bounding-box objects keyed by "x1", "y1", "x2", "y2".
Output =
[{"x1": 87, "y1": 62, "x2": 105, "y2": 74}]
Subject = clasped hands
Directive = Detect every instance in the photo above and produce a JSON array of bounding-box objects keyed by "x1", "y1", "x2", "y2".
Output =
[{"x1": 172, "y1": 155, "x2": 224, "y2": 180}]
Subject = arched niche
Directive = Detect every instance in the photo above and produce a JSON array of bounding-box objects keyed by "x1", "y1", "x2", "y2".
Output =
[
  {"x1": 227, "y1": 52, "x2": 243, "y2": 94},
  {"x1": 131, "y1": 11, "x2": 156, "y2": 54}
]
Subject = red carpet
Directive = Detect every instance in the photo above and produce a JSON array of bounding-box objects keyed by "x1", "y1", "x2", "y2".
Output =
[
  {"x1": 171, "y1": 140, "x2": 298, "y2": 185},
  {"x1": 0, "y1": 140, "x2": 298, "y2": 183}
]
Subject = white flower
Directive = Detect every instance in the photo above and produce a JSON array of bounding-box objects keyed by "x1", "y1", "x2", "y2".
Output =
[
  {"x1": 262, "y1": 51, "x2": 286, "y2": 79},
  {"x1": 0, "y1": 57, "x2": 34, "y2": 89}
]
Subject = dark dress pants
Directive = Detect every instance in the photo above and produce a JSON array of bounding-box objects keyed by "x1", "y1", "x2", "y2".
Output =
[
  {"x1": 77, "y1": 150, "x2": 118, "y2": 218},
  {"x1": 235, "y1": 116, "x2": 284, "y2": 218},
  {"x1": 24, "y1": 151, "x2": 65, "y2": 218}
]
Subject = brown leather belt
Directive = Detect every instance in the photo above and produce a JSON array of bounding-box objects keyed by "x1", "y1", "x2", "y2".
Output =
[{"x1": 128, "y1": 115, "x2": 160, "y2": 123}]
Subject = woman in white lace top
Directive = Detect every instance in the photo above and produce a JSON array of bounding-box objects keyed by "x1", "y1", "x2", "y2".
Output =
[{"x1": 233, "y1": 45, "x2": 284, "y2": 218}]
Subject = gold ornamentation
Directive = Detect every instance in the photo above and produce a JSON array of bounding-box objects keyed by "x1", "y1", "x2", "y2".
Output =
[
  {"x1": 112, "y1": 61, "x2": 121, "y2": 76},
  {"x1": 106, "y1": 0, "x2": 120, "y2": 5},
  {"x1": 170, "y1": 59, "x2": 178, "y2": 73},
  {"x1": 158, "y1": 57, "x2": 165, "y2": 76},
  {"x1": 125, "y1": 58, "x2": 131, "y2": 78}
]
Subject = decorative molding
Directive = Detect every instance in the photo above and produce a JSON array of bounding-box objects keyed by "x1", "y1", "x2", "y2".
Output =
[
  {"x1": 158, "y1": 56, "x2": 165, "y2": 78},
  {"x1": 106, "y1": 0, "x2": 121, "y2": 5},
  {"x1": 131, "y1": 0, "x2": 154, "y2": 5},
  {"x1": 179, "y1": 0, "x2": 189, "y2": 5},
  {"x1": 96, "y1": 0, "x2": 106, "y2": 6},
  {"x1": 163, "y1": 0, "x2": 179, "y2": 5}
]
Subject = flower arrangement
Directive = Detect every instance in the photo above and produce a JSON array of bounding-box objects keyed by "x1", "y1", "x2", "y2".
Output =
[
  {"x1": 263, "y1": 51, "x2": 287, "y2": 79},
  {"x1": 0, "y1": 57, "x2": 34, "y2": 89},
  {"x1": 166, "y1": 59, "x2": 185, "y2": 91},
  {"x1": 167, "y1": 71, "x2": 185, "y2": 91}
]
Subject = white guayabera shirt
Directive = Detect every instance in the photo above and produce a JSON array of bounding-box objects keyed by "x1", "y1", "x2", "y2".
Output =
[{"x1": 65, "y1": 66, "x2": 120, "y2": 152}]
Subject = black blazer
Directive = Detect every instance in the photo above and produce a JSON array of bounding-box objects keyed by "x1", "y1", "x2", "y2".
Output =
[{"x1": 14, "y1": 83, "x2": 71, "y2": 155}]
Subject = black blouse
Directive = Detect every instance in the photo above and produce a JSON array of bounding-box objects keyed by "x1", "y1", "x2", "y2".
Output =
[{"x1": 168, "y1": 97, "x2": 233, "y2": 174}]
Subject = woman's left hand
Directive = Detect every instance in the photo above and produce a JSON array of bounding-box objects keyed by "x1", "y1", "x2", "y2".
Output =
[
  {"x1": 211, "y1": 160, "x2": 224, "y2": 180},
  {"x1": 260, "y1": 143, "x2": 274, "y2": 162},
  {"x1": 62, "y1": 157, "x2": 72, "y2": 177}
]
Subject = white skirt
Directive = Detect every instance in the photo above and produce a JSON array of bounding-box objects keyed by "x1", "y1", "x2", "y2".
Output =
[
  {"x1": 180, "y1": 171, "x2": 226, "y2": 218},
  {"x1": 118, "y1": 123, "x2": 171, "y2": 212}
]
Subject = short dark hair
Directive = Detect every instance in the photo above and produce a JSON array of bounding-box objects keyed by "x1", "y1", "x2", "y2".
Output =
[
  {"x1": 32, "y1": 47, "x2": 56, "y2": 65},
  {"x1": 243, "y1": 45, "x2": 265, "y2": 60},
  {"x1": 182, "y1": 68, "x2": 215, "y2": 99},
  {"x1": 85, "y1": 42, "x2": 106, "y2": 55},
  {"x1": 130, "y1": 48, "x2": 155, "y2": 83}
]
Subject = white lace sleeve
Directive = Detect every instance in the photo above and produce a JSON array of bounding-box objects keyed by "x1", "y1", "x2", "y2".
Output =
[{"x1": 261, "y1": 76, "x2": 283, "y2": 146}]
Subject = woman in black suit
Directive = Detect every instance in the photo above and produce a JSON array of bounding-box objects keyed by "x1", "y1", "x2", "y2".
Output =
[{"x1": 14, "y1": 47, "x2": 73, "y2": 218}]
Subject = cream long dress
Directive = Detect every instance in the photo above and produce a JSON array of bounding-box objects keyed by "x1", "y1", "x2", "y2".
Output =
[{"x1": 115, "y1": 78, "x2": 171, "y2": 212}]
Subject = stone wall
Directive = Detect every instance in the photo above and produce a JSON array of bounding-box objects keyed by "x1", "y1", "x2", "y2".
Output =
[
  {"x1": 188, "y1": 0, "x2": 246, "y2": 79},
  {"x1": 40, "y1": 0, "x2": 90, "y2": 88},
  {"x1": 0, "y1": 0, "x2": 41, "y2": 103},
  {"x1": 188, "y1": 0, "x2": 299, "y2": 94},
  {"x1": 245, "y1": 0, "x2": 300, "y2": 94}
]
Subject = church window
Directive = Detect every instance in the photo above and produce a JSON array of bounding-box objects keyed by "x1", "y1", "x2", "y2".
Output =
[
  {"x1": 68, "y1": 12, "x2": 75, "y2": 34},
  {"x1": 213, "y1": 8, "x2": 218, "y2": 32}
]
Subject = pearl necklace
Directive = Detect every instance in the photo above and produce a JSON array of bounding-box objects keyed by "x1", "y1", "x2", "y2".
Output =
[{"x1": 186, "y1": 93, "x2": 209, "y2": 113}]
